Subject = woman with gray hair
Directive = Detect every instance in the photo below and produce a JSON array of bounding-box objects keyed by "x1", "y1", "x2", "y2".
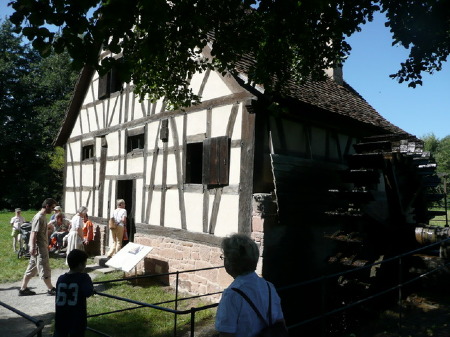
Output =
[
  {"x1": 215, "y1": 233, "x2": 287, "y2": 336},
  {"x1": 66, "y1": 206, "x2": 88, "y2": 260}
]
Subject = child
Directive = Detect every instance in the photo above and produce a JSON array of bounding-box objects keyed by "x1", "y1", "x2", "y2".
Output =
[
  {"x1": 10, "y1": 208, "x2": 25, "y2": 252},
  {"x1": 54, "y1": 249, "x2": 94, "y2": 337}
]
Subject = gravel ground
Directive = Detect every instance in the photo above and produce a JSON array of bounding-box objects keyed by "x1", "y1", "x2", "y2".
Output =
[{"x1": 0, "y1": 267, "x2": 101, "y2": 337}]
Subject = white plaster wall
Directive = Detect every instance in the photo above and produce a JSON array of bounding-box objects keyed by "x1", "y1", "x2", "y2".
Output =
[
  {"x1": 184, "y1": 192, "x2": 205, "y2": 233},
  {"x1": 65, "y1": 163, "x2": 75, "y2": 188},
  {"x1": 231, "y1": 105, "x2": 243, "y2": 141},
  {"x1": 154, "y1": 153, "x2": 164, "y2": 185},
  {"x1": 153, "y1": 98, "x2": 165, "y2": 115},
  {"x1": 132, "y1": 94, "x2": 145, "y2": 118},
  {"x1": 164, "y1": 190, "x2": 182, "y2": 229},
  {"x1": 134, "y1": 178, "x2": 144, "y2": 223},
  {"x1": 168, "y1": 115, "x2": 184, "y2": 148},
  {"x1": 311, "y1": 127, "x2": 327, "y2": 158},
  {"x1": 80, "y1": 191, "x2": 92, "y2": 212},
  {"x1": 147, "y1": 122, "x2": 160, "y2": 151},
  {"x1": 201, "y1": 71, "x2": 233, "y2": 101},
  {"x1": 108, "y1": 95, "x2": 124, "y2": 126},
  {"x1": 83, "y1": 80, "x2": 95, "y2": 104},
  {"x1": 126, "y1": 157, "x2": 145, "y2": 174},
  {"x1": 149, "y1": 191, "x2": 162, "y2": 225},
  {"x1": 229, "y1": 147, "x2": 241, "y2": 185},
  {"x1": 72, "y1": 166, "x2": 81, "y2": 188},
  {"x1": 186, "y1": 110, "x2": 207, "y2": 136},
  {"x1": 81, "y1": 164, "x2": 95, "y2": 186},
  {"x1": 282, "y1": 119, "x2": 304, "y2": 153},
  {"x1": 80, "y1": 109, "x2": 91, "y2": 134},
  {"x1": 106, "y1": 131, "x2": 121, "y2": 157},
  {"x1": 211, "y1": 194, "x2": 239, "y2": 237},
  {"x1": 64, "y1": 193, "x2": 77, "y2": 215},
  {"x1": 190, "y1": 71, "x2": 206, "y2": 96},
  {"x1": 165, "y1": 154, "x2": 178, "y2": 185},
  {"x1": 210, "y1": 105, "x2": 232, "y2": 138}
]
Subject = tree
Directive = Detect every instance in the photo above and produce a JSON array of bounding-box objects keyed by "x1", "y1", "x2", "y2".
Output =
[
  {"x1": 422, "y1": 133, "x2": 440, "y2": 154},
  {"x1": 0, "y1": 19, "x2": 77, "y2": 209},
  {"x1": 435, "y1": 136, "x2": 450, "y2": 175},
  {"x1": 8, "y1": 0, "x2": 450, "y2": 108}
]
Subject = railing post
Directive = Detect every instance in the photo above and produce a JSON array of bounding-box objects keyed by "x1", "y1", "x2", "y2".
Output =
[
  {"x1": 190, "y1": 307, "x2": 196, "y2": 337},
  {"x1": 398, "y1": 256, "x2": 403, "y2": 337},
  {"x1": 174, "y1": 270, "x2": 180, "y2": 337},
  {"x1": 320, "y1": 278, "x2": 326, "y2": 337}
]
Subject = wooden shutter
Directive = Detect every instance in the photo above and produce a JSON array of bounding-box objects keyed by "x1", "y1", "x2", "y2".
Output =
[
  {"x1": 98, "y1": 72, "x2": 110, "y2": 99},
  {"x1": 202, "y1": 136, "x2": 230, "y2": 186}
]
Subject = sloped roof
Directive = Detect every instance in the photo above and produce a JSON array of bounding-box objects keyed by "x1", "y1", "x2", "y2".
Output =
[
  {"x1": 234, "y1": 54, "x2": 408, "y2": 135},
  {"x1": 286, "y1": 78, "x2": 406, "y2": 134}
]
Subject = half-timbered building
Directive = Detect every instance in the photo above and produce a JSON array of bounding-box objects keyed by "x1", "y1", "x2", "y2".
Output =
[{"x1": 55, "y1": 46, "x2": 408, "y2": 328}]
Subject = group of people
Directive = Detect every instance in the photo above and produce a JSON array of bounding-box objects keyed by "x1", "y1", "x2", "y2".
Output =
[{"x1": 12, "y1": 198, "x2": 287, "y2": 336}]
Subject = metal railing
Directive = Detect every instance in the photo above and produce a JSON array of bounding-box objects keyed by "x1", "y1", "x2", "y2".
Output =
[
  {"x1": 277, "y1": 237, "x2": 450, "y2": 336},
  {"x1": 3, "y1": 238, "x2": 449, "y2": 337},
  {"x1": 89, "y1": 265, "x2": 223, "y2": 336},
  {"x1": 0, "y1": 300, "x2": 44, "y2": 337},
  {"x1": 89, "y1": 238, "x2": 450, "y2": 336}
]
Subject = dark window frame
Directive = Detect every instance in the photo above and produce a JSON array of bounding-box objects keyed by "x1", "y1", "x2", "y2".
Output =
[
  {"x1": 82, "y1": 144, "x2": 95, "y2": 160},
  {"x1": 127, "y1": 133, "x2": 145, "y2": 153},
  {"x1": 185, "y1": 142, "x2": 204, "y2": 184},
  {"x1": 98, "y1": 62, "x2": 123, "y2": 100}
]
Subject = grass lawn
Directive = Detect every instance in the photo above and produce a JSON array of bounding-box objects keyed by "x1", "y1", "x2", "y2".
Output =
[
  {"x1": 428, "y1": 207, "x2": 450, "y2": 227},
  {"x1": 0, "y1": 210, "x2": 216, "y2": 336}
]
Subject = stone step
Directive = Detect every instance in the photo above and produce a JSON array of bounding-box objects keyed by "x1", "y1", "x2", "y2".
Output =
[{"x1": 94, "y1": 255, "x2": 110, "y2": 267}]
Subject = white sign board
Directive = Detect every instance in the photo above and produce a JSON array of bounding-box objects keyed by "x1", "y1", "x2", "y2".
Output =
[{"x1": 106, "y1": 242, "x2": 153, "y2": 273}]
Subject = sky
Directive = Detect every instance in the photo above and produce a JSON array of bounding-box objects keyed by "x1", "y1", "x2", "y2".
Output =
[
  {"x1": 1, "y1": 5, "x2": 449, "y2": 139},
  {"x1": 344, "y1": 12, "x2": 450, "y2": 139}
]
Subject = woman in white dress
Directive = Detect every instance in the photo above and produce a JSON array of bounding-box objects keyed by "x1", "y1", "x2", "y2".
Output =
[{"x1": 66, "y1": 206, "x2": 87, "y2": 260}]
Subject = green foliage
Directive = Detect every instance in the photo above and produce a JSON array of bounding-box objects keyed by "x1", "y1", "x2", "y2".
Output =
[
  {"x1": 0, "y1": 19, "x2": 77, "y2": 209},
  {"x1": 9, "y1": 0, "x2": 449, "y2": 108},
  {"x1": 422, "y1": 132, "x2": 440, "y2": 154},
  {"x1": 49, "y1": 146, "x2": 65, "y2": 171},
  {"x1": 435, "y1": 136, "x2": 450, "y2": 174},
  {"x1": 422, "y1": 133, "x2": 450, "y2": 175}
]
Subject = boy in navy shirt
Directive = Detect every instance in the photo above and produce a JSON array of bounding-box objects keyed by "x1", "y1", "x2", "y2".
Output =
[{"x1": 54, "y1": 249, "x2": 94, "y2": 337}]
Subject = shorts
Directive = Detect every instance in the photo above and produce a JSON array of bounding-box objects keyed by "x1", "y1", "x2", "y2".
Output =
[
  {"x1": 11, "y1": 228, "x2": 20, "y2": 237},
  {"x1": 24, "y1": 246, "x2": 51, "y2": 280}
]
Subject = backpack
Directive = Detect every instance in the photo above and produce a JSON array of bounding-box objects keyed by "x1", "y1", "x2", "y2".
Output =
[{"x1": 232, "y1": 282, "x2": 289, "y2": 337}]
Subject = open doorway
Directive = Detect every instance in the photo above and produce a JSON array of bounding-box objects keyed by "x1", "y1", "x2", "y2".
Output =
[{"x1": 116, "y1": 180, "x2": 135, "y2": 243}]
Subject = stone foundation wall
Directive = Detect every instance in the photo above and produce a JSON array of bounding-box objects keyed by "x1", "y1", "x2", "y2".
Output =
[
  {"x1": 91, "y1": 193, "x2": 277, "y2": 300},
  {"x1": 133, "y1": 235, "x2": 232, "y2": 301}
]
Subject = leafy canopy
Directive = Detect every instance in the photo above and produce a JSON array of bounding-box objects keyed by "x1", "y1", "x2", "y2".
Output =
[
  {"x1": 0, "y1": 19, "x2": 77, "y2": 209},
  {"x1": 8, "y1": 0, "x2": 450, "y2": 107}
]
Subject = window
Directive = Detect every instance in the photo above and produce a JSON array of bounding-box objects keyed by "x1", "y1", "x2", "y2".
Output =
[
  {"x1": 127, "y1": 133, "x2": 145, "y2": 153},
  {"x1": 184, "y1": 136, "x2": 230, "y2": 186},
  {"x1": 82, "y1": 144, "x2": 94, "y2": 160},
  {"x1": 98, "y1": 63, "x2": 123, "y2": 100},
  {"x1": 185, "y1": 142, "x2": 203, "y2": 184}
]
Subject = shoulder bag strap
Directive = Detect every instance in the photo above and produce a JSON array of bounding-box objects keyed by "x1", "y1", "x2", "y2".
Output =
[{"x1": 232, "y1": 288, "x2": 268, "y2": 326}]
